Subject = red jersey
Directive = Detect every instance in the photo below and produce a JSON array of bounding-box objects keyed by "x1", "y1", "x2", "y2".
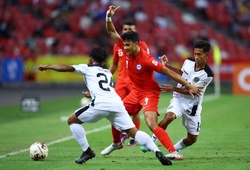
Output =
[
  {"x1": 117, "y1": 38, "x2": 163, "y2": 92},
  {"x1": 113, "y1": 41, "x2": 149, "y2": 81}
]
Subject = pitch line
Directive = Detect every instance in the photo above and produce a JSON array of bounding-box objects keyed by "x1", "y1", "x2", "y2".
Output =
[{"x1": 0, "y1": 94, "x2": 218, "y2": 159}]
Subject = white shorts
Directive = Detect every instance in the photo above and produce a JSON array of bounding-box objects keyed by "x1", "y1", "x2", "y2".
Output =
[
  {"x1": 166, "y1": 97, "x2": 201, "y2": 135},
  {"x1": 74, "y1": 102, "x2": 135, "y2": 132}
]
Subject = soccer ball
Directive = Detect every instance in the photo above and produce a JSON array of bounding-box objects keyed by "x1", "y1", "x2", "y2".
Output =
[{"x1": 29, "y1": 142, "x2": 49, "y2": 161}]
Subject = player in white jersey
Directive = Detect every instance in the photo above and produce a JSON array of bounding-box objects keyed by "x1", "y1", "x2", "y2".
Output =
[
  {"x1": 37, "y1": 47, "x2": 172, "y2": 166},
  {"x1": 141, "y1": 40, "x2": 213, "y2": 160}
]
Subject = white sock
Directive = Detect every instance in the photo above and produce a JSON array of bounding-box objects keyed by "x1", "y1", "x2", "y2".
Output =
[
  {"x1": 152, "y1": 134, "x2": 158, "y2": 142},
  {"x1": 135, "y1": 130, "x2": 160, "y2": 153},
  {"x1": 174, "y1": 138, "x2": 187, "y2": 151},
  {"x1": 69, "y1": 124, "x2": 89, "y2": 151}
]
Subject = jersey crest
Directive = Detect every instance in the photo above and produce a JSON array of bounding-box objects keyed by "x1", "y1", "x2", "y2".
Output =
[
  {"x1": 118, "y1": 49, "x2": 123, "y2": 57},
  {"x1": 136, "y1": 64, "x2": 142, "y2": 70}
]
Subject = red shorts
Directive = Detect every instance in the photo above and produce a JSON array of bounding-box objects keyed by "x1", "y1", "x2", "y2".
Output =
[
  {"x1": 115, "y1": 80, "x2": 133, "y2": 100},
  {"x1": 123, "y1": 89, "x2": 160, "y2": 116}
]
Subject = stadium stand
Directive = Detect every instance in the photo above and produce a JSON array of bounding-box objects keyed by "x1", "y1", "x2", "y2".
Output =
[{"x1": 0, "y1": 0, "x2": 249, "y2": 64}]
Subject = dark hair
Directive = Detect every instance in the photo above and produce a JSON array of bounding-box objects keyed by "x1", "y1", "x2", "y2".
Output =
[
  {"x1": 193, "y1": 40, "x2": 211, "y2": 53},
  {"x1": 121, "y1": 31, "x2": 139, "y2": 43},
  {"x1": 89, "y1": 47, "x2": 107, "y2": 63},
  {"x1": 123, "y1": 20, "x2": 135, "y2": 26}
]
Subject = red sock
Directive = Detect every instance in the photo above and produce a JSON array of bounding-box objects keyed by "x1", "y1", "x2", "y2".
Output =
[
  {"x1": 111, "y1": 125, "x2": 122, "y2": 143},
  {"x1": 133, "y1": 122, "x2": 140, "y2": 130},
  {"x1": 153, "y1": 126, "x2": 176, "y2": 153}
]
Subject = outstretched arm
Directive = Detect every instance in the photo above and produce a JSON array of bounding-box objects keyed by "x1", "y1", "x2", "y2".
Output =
[
  {"x1": 38, "y1": 65, "x2": 75, "y2": 72},
  {"x1": 160, "y1": 66, "x2": 202, "y2": 98},
  {"x1": 106, "y1": 5, "x2": 121, "y2": 43},
  {"x1": 160, "y1": 84, "x2": 190, "y2": 95}
]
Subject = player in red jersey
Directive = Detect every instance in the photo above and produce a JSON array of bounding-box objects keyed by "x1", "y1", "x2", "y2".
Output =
[
  {"x1": 110, "y1": 20, "x2": 149, "y2": 146},
  {"x1": 101, "y1": 6, "x2": 201, "y2": 157}
]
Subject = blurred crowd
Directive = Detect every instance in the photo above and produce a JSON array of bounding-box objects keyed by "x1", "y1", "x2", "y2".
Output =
[{"x1": 0, "y1": 0, "x2": 249, "y2": 61}]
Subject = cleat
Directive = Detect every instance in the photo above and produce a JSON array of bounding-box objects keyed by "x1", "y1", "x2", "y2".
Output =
[
  {"x1": 128, "y1": 139, "x2": 137, "y2": 146},
  {"x1": 165, "y1": 151, "x2": 184, "y2": 160},
  {"x1": 155, "y1": 151, "x2": 172, "y2": 166},
  {"x1": 101, "y1": 142, "x2": 123, "y2": 156},
  {"x1": 75, "y1": 149, "x2": 96, "y2": 164},
  {"x1": 121, "y1": 133, "x2": 129, "y2": 144},
  {"x1": 140, "y1": 145, "x2": 151, "y2": 153}
]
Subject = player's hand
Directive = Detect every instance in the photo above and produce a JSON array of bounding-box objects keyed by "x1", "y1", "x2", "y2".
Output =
[
  {"x1": 106, "y1": 5, "x2": 121, "y2": 17},
  {"x1": 159, "y1": 55, "x2": 168, "y2": 66},
  {"x1": 187, "y1": 84, "x2": 203, "y2": 98},
  {"x1": 82, "y1": 91, "x2": 91, "y2": 98},
  {"x1": 160, "y1": 84, "x2": 174, "y2": 92},
  {"x1": 38, "y1": 65, "x2": 48, "y2": 71}
]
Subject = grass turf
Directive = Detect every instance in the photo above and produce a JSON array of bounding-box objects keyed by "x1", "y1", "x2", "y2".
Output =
[{"x1": 0, "y1": 94, "x2": 249, "y2": 170}]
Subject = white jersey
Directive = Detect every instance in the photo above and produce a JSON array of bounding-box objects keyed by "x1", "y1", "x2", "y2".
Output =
[
  {"x1": 173, "y1": 58, "x2": 213, "y2": 115},
  {"x1": 72, "y1": 63, "x2": 135, "y2": 131},
  {"x1": 72, "y1": 64, "x2": 123, "y2": 108}
]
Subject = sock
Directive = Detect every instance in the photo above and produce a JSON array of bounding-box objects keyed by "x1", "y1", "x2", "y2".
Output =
[
  {"x1": 152, "y1": 134, "x2": 158, "y2": 142},
  {"x1": 174, "y1": 138, "x2": 187, "y2": 151},
  {"x1": 134, "y1": 130, "x2": 159, "y2": 153},
  {"x1": 153, "y1": 126, "x2": 176, "y2": 153},
  {"x1": 132, "y1": 122, "x2": 140, "y2": 140},
  {"x1": 134, "y1": 122, "x2": 140, "y2": 130},
  {"x1": 111, "y1": 125, "x2": 122, "y2": 143},
  {"x1": 69, "y1": 124, "x2": 89, "y2": 151}
]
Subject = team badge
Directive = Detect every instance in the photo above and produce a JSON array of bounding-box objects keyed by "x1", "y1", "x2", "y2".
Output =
[
  {"x1": 136, "y1": 64, "x2": 142, "y2": 70},
  {"x1": 194, "y1": 77, "x2": 200, "y2": 82},
  {"x1": 118, "y1": 49, "x2": 123, "y2": 57}
]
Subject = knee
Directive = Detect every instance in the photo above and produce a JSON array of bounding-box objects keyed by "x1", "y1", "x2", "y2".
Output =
[
  {"x1": 67, "y1": 117, "x2": 72, "y2": 125},
  {"x1": 67, "y1": 113, "x2": 79, "y2": 125}
]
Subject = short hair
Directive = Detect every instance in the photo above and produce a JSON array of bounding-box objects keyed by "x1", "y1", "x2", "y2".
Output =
[
  {"x1": 89, "y1": 47, "x2": 107, "y2": 63},
  {"x1": 123, "y1": 20, "x2": 135, "y2": 26},
  {"x1": 193, "y1": 40, "x2": 211, "y2": 53},
  {"x1": 121, "y1": 31, "x2": 139, "y2": 43}
]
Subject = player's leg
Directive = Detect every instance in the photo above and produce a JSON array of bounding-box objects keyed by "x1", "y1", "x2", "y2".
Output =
[
  {"x1": 174, "y1": 112, "x2": 200, "y2": 150},
  {"x1": 114, "y1": 85, "x2": 130, "y2": 144},
  {"x1": 125, "y1": 127, "x2": 172, "y2": 166},
  {"x1": 101, "y1": 126, "x2": 124, "y2": 156},
  {"x1": 140, "y1": 111, "x2": 175, "y2": 153},
  {"x1": 127, "y1": 113, "x2": 140, "y2": 146},
  {"x1": 68, "y1": 106, "x2": 103, "y2": 164}
]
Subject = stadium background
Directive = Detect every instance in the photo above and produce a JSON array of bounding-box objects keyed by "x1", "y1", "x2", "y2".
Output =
[{"x1": 1, "y1": 0, "x2": 250, "y2": 106}]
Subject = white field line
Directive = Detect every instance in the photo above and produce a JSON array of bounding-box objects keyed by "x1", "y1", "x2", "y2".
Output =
[{"x1": 0, "y1": 94, "x2": 219, "y2": 159}]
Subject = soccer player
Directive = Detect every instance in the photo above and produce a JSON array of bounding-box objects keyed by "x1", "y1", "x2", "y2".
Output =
[
  {"x1": 141, "y1": 40, "x2": 214, "y2": 160},
  {"x1": 101, "y1": 6, "x2": 201, "y2": 158},
  {"x1": 37, "y1": 47, "x2": 172, "y2": 166},
  {"x1": 109, "y1": 20, "x2": 149, "y2": 146}
]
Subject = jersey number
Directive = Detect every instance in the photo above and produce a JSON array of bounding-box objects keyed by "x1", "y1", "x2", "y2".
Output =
[{"x1": 97, "y1": 73, "x2": 114, "y2": 91}]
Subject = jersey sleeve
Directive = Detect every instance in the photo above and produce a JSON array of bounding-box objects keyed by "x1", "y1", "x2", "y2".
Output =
[
  {"x1": 145, "y1": 55, "x2": 163, "y2": 72},
  {"x1": 117, "y1": 38, "x2": 124, "y2": 50},
  {"x1": 113, "y1": 44, "x2": 119, "y2": 62},
  {"x1": 72, "y1": 64, "x2": 88, "y2": 75},
  {"x1": 196, "y1": 76, "x2": 213, "y2": 90}
]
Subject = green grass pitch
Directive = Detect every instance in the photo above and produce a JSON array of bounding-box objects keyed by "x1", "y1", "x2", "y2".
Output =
[{"x1": 0, "y1": 94, "x2": 249, "y2": 170}]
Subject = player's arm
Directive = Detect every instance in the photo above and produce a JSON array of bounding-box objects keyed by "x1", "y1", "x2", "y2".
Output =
[
  {"x1": 159, "y1": 55, "x2": 182, "y2": 75},
  {"x1": 109, "y1": 60, "x2": 118, "y2": 74},
  {"x1": 106, "y1": 5, "x2": 121, "y2": 43},
  {"x1": 38, "y1": 65, "x2": 75, "y2": 72},
  {"x1": 160, "y1": 66, "x2": 202, "y2": 98},
  {"x1": 160, "y1": 84, "x2": 190, "y2": 95}
]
